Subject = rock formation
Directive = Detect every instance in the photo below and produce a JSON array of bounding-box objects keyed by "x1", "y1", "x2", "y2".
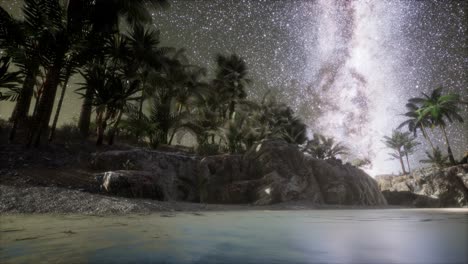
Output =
[
  {"x1": 92, "y1": 140, "x2": 387, "y2": 206},
  {"x1": 92, "y1": 149, "x2": 199, "y2": 201},
  {"x1": 376, "y1": 164, "x2": 468, "y2": 207}
]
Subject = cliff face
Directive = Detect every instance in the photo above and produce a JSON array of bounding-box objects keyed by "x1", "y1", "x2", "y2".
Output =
[
  {"x1": 92, "y1": 140, "x2": 387, "y2": 206},
  {"x1": 376, "y1": 164, "x2": 468, "y2": 207}
]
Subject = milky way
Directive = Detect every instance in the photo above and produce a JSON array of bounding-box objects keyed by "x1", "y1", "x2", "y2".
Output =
[
  {"x1": 153, "y1": 0, "x2": 467, "y2": 175},
  {"x1": 0, "y1": 0, "x2": 467, "y2": 175}
]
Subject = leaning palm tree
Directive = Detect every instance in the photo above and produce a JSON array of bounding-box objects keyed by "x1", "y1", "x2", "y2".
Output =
[
  {"x1": 398, "y1": 101, "x2": 436, "y2": 154},
  {"x1": 382, "y1": 130, "x2": 409, "y2": 175},
  {"x1": 416, "y1": 87, "x2": 465, "y2": 165}
]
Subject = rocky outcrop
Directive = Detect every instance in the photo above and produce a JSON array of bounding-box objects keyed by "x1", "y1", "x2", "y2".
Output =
[
  {"x1": 198, "y1": 140, "x2": 324, "y2": 205},
  {"x1": 91, "y1": 149, "x2": 199, "y2": 201},
  {"x1": 376, "y1": 164, "x2": 468, "y2": 207},
  {"x1": 307, "y1": 158, "x2": 387, "y2": 205},
  {"x1": 96, "y1": 171, "x2": 165, "y2": 200},
  {"x1": 91, "y1": 140, "x2": 387, "y2": 206}
]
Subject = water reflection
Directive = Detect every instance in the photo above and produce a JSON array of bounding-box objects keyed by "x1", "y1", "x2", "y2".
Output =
[{"x1": 1, "y1": 209, "x2": 467, "y2": 263}]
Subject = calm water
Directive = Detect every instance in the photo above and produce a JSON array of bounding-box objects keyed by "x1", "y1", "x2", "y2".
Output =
[{"x1": 1, "y1": 209, "x2": 467, "y2": 264}]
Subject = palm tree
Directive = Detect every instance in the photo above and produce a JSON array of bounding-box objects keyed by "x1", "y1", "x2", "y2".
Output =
[
  {"x1": 304, "y1": 133, "x2": 349, "y2": 160},
  {"x1": 1, "y1": 0, "x2": 56, "y2": 141},
  {"x1": 48, "y1": 33, "x2": 92, "y2": 142},
  {"x1": 168, "y1": 65, "x2": 208, "y2": 144},
  {"x1": 416, "y1": 87, "x2": 465, "y2": 165},
  {"x1": 401, "y1": 132, "x2": 420, "y2": 173},
  {"x1": 382, "y1": 130, "x2": 409, "y2": 175},
  {"x1": 398, "y1": 102, "x2": 436, "y2": 154},
  {"x1": 221, "y1": 113, "x2": 249, "y2": 153},
  {"x1": 125, "y1": 23, "x2": 166, "y2": 120},
  {"x1": 213, "y1": 54, "x2": 251, "y2": 120},
  {"x1": 75, "y1": 0, "x2": 169, "y2": 139},
  {"x1": 420, "y1": 147, "x2": 449, "y2": 169},
  {"x1": 244, "y1": 94, "x2": 308, "y2": 145},
  {"x1": 77, "y1": 62, "x2": 140, "y2": 145},
  {"x1": 26, "y1": 0, "x2": 74, "y2": 147},
  {"x1": 0, "y1": 56, "x2": 22, "y2": 101}
]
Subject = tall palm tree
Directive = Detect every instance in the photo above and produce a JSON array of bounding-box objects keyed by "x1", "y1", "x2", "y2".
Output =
[
  {"x1": 382, "y1": 130, "x2": 409, "y2": 175},
  {"x1": 1, "y1": 0, "x2": 56, "y2": 141},
  {"x1": 126, "y1": 23, "x2": 165, "y2": 120},
  {"x1": 26, "y1": 0, "x2": 73, "y2": 147},
  {"x1": 48, "y1": 25, "x2": 93, "y2": 142},
  {"x1": 416, "y1": 87, "x2": 465, "y2": 165},
  {"x1": 213, "y1": 54, "x2": 251, "y2": 120}
]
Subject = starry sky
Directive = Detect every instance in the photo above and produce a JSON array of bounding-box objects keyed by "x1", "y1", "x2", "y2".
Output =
[{"x1": 0, "y1": 0, "x2": 467, "y2": 175}]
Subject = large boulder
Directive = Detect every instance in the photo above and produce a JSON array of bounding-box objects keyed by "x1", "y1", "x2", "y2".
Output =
[
  {"x1": 308, "y1": 158, "x2": 387, "y2": 205},
  {"x1": 376, "y1": 164, "x2": 468, "y2": 207},
  {"x1": 91, "y1": 149, "x2": 199, "y2": 201},
  {"x1": 381, "y1": 190, "x2": 440, "y2": 208},
  {"x1": 198, "y1": 140, "x2": 324, "y2": 205},
  {"x1": 96, "y1": 170, "x2": 165, "y2": 200},
  {"x1": 198, "y1": 140, "x2": 386, "y2": 206}
]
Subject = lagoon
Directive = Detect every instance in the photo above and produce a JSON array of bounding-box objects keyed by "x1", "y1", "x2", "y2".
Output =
[{"x1": 1, "y1": 209, "x2": 467, "y2": 264}]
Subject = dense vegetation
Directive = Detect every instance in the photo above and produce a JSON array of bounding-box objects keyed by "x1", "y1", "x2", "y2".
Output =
[{"x1": 0, "y1": 0, "x2": 348, "y2": 159}]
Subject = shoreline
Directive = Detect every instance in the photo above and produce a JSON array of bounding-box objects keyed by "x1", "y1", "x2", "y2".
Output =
[{"x1": 0, "y1": 184, "x2": 405, "y2": 215}]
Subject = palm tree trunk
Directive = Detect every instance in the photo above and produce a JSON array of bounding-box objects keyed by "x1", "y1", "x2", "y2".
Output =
[
  {"x1": 10, "y1": 68, "x2": 37, "y2": 121},
  {"x1": 28, "y1": 64, "x2": 62, "y2": 147},
  {"x1": 8, "y1": 69, "x2": 37, "y2": 142},
  {"x1": 168, "y1": 104, "x2": 183, "y2": 145},
  {"x1": 168, "y1": 129, "x2": 177, "y2": 145},
  {"x1": 107, "y1": 110, "x2": 123, "y2": 145},
  {"x1": 229, "y1": 101, "x2": 236, "y2": 119},
  {"x1": 405, "y1": 152, "x2": 411, "y2": 174},
  {"x1": 95, "y1": 108, "x2": 107, "y2": 146},
  {"x1": 421, "y1": 124, "x2": 436, "y2": 154},
  {"x1": 135, "y1": 78, "x2": 147, "y2": 142},
  {"x1": 398, "y1": 151, "x2": 407, "y2": 175},
  {"x1": 48, "y1": 67, "x2": 72, "y2": 142},
  {"x1": 138, "y1": 77, "x2": 147, "y2": 119},
  {"x1": 441, "y1": 126, "x2": 456, "y2": 165},
  {"x1": 78, "y1": 86, "x2": 93, "y2": 138}
]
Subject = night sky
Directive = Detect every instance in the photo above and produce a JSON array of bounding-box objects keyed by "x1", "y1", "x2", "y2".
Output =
[{"x1": 0, "y1": 0, "x2": 467, "y2": 175}]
